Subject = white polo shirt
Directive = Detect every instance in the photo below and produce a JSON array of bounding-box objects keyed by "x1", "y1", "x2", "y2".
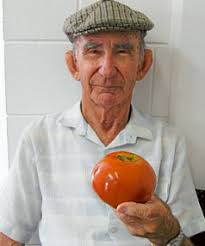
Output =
[{"x1": 0, "y1": 101, "x2": 205, "y2": 246}]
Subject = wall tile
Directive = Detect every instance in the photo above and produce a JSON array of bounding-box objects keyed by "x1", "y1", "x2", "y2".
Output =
[
  {"x1": 5, "y1": 42, "x2": 81, "y2": 115},
  {"x1": 151, "y1": 47, "x2": 171, "y2": 117},
  {"x1": 3, "y1": 0, "x2": 77, "y2": 40}
]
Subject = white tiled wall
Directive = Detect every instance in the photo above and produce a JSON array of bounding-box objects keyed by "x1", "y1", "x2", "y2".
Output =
[
  {"x1": 3, "y1": 0, "x2": 172, "y2": 245},
  {"x1": 169, "y1": 0, "x2": 205, "y2": 189},
  {"x1": 3, "y1": 0, "x2": 77, "y2": 40},
  {"x1": 5, "y1": 42, "x2": 80, "y2": 114}
]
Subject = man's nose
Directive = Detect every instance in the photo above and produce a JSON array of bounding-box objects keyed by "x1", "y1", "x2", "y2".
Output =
[{"x1": 98, "y1": 53, "x2": 117, "y2": 78}]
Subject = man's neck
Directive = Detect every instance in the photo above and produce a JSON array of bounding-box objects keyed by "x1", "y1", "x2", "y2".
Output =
[{"x1": 81, "y1": 99, "x2": 131, "y2": 146}]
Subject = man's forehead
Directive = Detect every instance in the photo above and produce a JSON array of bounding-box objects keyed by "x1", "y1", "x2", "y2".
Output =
[{"x1": 76, "y1": 32, "x2": 140, "y2": 45}]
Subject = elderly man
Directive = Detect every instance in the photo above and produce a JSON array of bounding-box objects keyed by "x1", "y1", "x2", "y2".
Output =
[{"x1": 0, "y1": 0, "x2": 205, "y2": 245}]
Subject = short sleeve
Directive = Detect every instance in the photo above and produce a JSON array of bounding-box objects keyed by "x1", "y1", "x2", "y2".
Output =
[
  {"x1": 167, "y1": 136, "x2": 205, "y2": 237},
  {"x1": 0, "y1": 125, "x2": 42, "y2": 243}
]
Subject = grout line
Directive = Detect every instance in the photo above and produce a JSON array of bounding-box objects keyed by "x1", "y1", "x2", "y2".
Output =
[
  {"x1": 167, "y1": 0, "x2": 184, "y2": 124},
  {"x1": 0, "y1": 0, "x2": 9, "y2": 182},
  {"x1": 5, "y1": 39, "x2": 69, "y2": 42},
  {"x1": 4, "y1": 39, "x2": 169, "y2": 46},
  {"x1": 5, "y1": 40, "x2": 169, "y2": 47},
  {"x1": 5, "y1": 40, "x2": 71, "y2": 45},
  {"x1": 8, "y1": 114, "x2": 46, "y2": 117}
]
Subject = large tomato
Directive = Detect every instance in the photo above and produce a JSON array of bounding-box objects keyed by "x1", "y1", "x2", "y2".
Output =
[{"x1": 91, "y1": 151, "x2": 156, "y2": 208}]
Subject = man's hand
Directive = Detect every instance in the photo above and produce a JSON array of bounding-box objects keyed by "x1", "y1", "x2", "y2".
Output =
[
  {"x1": 115, "y1": 195, "x2": 180, "y2": 246},
  {"x1": 0, "y1": 233, "x2": 23, "y2": 246}
]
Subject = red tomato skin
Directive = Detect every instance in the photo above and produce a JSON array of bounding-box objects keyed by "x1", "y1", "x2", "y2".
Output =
[{"x1": 91, "y1": 151, "x2": 156, "y2": 208}]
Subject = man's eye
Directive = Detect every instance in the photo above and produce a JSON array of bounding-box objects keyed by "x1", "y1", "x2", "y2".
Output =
[
  {"x1": 89, "y1": 49, "x2": 100, "y2": 54},
  {"x1": 117, "y1": 49, "x2": 129, "y2": 54}
]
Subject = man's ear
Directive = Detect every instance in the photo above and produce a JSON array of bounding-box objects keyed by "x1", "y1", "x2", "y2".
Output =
[
  {"x1": 65, "y1": 50, "x2": 80, "y2": 81},
  {"x1": 136, "y1": 49, "x2": 153, "y2": 81}
]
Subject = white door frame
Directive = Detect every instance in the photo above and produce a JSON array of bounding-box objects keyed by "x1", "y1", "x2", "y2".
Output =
[{"x1": 0, "y1": 0, "x2": 9, "y2": 185}]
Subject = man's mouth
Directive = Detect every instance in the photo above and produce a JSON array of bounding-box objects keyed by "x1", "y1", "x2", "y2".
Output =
[
  {"x1": 91, "y1": 85, "x2": 121, "y2": 89},
  {"x1": 91, "y1": 85, "x2": 121, "y2": 92}
]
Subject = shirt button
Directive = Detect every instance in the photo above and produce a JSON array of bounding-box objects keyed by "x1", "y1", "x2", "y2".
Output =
[{"x1": 110, "y1": 226, "x2": 118, "y2": 233}]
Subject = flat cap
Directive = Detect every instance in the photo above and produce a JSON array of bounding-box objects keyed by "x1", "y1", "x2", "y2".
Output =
[{"x1": 63, "y1": 0, "x2": 154, "y2": 42}]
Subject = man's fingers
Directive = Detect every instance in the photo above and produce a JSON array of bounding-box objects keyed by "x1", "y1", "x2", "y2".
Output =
[
  {"x1": 115, "y1": 195, "x2": 179, "y2": 242},
  {"x1": 116, "y1": 195, "x2": 163, "y2": 219},
  {"x1": 116, "y1": 201, "x2": 153, "y2": 219},
  {"x1": 116, "y1": 209, "x2": 141, "y2": 224},
  {"x1": 116, "y1": 211, "x2": 146, "y2": 236},
  {"x1": 116, "y1": 210, "x2": 159, "y2": 238}
]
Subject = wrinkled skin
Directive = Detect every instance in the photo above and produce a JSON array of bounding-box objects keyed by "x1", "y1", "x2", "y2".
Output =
[
  {"x1": 65, "y1": 31, "x2": 193, "y2": 246},
  {"x1": 116, "y1": 195, "x2": 180, "y2": 245},
  {"x1": 65, "y1": 32, "x2": 152, "y2": 145}
]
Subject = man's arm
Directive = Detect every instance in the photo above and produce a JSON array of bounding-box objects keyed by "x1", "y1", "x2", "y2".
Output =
[
  {"x1": 182, "y1": 236, "x2": 194, "y2": 246},
  {"x1": 115, "y1": 195, "x2": 196, "y2": 246},
  {"x1": 0, "y1": 233, "x2": 23, "y2": 246}
]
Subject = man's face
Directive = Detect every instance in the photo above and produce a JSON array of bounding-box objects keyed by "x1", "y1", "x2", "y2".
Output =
[{"x1": 72, "y1": 32, "x2": 143, "y2": 108}]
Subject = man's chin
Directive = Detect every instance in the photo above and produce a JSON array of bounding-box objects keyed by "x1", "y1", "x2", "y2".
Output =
[{"x1": 93, "y1": 94, "x2": 119, "y2": 108}]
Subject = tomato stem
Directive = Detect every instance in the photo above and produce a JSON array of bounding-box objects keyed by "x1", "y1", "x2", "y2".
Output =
[{"x1": 117, "y1": 154, "x2": 137, "y2": 162}]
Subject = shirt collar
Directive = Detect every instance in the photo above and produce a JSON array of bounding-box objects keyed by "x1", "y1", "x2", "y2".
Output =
[
  {"x1": 126, "y1": 105, "x2": 153, "y2": 141},
  {"x1": 58, "y1": 101, "x2": 88, "y2": 136},
  {"x1": 58, "y1": 101, "x2": 153, "y2": 145}
]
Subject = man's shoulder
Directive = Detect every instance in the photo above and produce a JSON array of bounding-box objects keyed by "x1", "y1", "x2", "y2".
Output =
[
  {"x1": 20, "y1": 106, "x2": 76, "y2": 141},
  {"x1": 150, "y1": 116, "x2": 186, "y2": 148},
  {"x1": 153, "y1": 117, "x2": 184, "y2": 143},
  {"x1": 133, "y1": 108, "x2": 183, "y2": 141},
  {"x1": 23, "y1": 112, "x2": 63, "y2": 133}
]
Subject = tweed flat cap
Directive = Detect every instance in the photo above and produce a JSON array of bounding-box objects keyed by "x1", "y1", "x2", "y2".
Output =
[{"x1": 63, "y1": 0, "x2": 154, "y2": 42}]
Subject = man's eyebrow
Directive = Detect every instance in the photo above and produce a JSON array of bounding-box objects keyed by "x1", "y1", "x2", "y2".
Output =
[
  {"x1": 83, "y1": 42, "x2": 102, "y2": 50},
  {"x1": 114, "y1": 43, "x2": 134, "y2": 51}
]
